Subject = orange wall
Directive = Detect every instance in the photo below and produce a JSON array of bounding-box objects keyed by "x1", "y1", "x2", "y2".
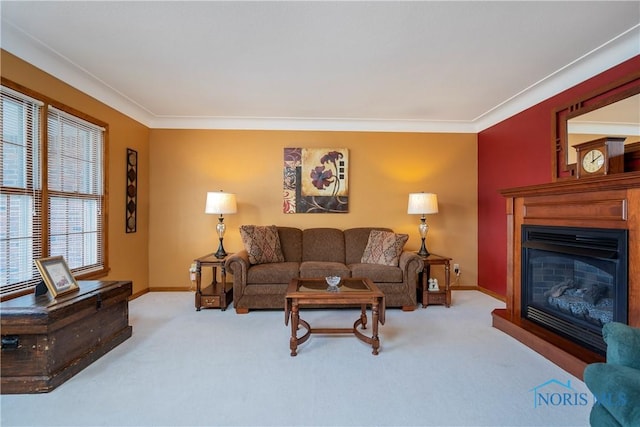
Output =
[
  {"x1": 2, "y1": 50, "x2": 478, "y2": 295},
  {"x1": 1, "y1": 51, "x2": 151, "y2": 296},
  {"x1": 5, "y1": 49, "x2": 633, "y2": 300},
  {"x1": 149, "y1": 129, "x2": 478, "y2": 289}
]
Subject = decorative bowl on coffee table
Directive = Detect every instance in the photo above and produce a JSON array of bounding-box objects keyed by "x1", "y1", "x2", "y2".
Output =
[{"x1": 325, "y1": 276, "x2": 341, "y2": 291}]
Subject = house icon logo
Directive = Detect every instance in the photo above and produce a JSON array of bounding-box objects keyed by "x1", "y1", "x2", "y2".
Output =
[{"x1": 529, "y1": 379, "x2": 590, "y2": 408}]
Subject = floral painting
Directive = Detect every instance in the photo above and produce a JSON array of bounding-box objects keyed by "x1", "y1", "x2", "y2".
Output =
[{"x1": 283, "y1": 148, "x2": 349, "y2": 213}]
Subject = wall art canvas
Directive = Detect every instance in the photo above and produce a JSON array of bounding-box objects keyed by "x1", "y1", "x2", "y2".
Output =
[{"x1": 283, "y1": 148, "x2": 349, "y2": 213}]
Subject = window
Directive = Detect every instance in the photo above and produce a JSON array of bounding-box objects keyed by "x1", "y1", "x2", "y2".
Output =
[{"x1": 1, "y1": 83, "x2": 107, "y2": 298}]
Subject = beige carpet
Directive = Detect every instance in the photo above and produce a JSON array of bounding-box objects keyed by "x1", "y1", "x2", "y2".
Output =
[{"x1": 1, "y1": 290, "x2": 592, "y2": 426}]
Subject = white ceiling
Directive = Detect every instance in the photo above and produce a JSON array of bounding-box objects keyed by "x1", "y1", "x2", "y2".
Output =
[{"x1": 1, "y1": 1, "x2": 639, "y2": 132}]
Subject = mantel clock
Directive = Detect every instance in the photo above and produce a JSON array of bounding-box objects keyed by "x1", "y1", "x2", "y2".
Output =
[{"x1": 574, "y1": 137, "x2": 625, "y2": 179}]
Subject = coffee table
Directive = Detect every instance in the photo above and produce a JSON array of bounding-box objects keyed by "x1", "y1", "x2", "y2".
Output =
[{"x1": 284, "y1": 277, "x2": 385, "y2": 356}]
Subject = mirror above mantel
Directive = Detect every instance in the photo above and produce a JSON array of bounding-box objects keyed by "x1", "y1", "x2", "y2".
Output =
[
  {"x1": 567, "y1": 94, "x2": 640, "y2": 165},
  {"x1": 553, "y1": 71, "x2": 640, "y2": 180}
]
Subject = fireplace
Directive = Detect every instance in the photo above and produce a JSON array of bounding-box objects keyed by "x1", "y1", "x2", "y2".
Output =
[
  {"x1": 495, "y1": 175, "x2": 639, "y2": 379},
  {"x1": 521, "y1": 225, "x2": 628, "y2": 354}
]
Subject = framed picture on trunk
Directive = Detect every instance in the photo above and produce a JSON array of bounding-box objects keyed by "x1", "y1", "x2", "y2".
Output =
[{"x1": 35, "y1": 256, "x2": 80, "y2": 297}]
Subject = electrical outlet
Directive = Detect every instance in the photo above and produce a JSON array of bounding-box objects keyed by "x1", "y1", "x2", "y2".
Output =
[{"x1": 453, "y1": 263, "x2": 460, "y2": 274}]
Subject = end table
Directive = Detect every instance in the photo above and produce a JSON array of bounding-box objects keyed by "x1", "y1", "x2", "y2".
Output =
[
  {"x1": 194, "y1": 253, "x2": 233, "y2": 311},
  {"x1": 418, "y1": 254, "x2": 452, "y2": 308}
]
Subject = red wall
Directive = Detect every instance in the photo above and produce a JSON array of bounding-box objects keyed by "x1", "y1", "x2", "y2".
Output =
[{"x1": 477, "y1": 55, "x2": 639, "y2": 296}]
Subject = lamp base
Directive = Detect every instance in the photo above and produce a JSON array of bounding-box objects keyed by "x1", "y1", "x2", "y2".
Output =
[
  {"x1": 417, "y1": 238, "x2": 430, "y2": 257},
  {"x1": 214, "y1": 238, "x2": 227, "y2": 259}
]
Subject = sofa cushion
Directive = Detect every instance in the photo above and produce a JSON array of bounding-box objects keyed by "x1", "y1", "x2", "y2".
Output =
[
  {"x1": 361, "y1": 230, "x2": 409, "y2": 266},
  {"x1": 349, "y1": 263, "x2": 403, "y2": 283},
  {"x1": 246, "y1": 261, "x2": 300, "y2": 284},
  {"x1": 240, "y1": 225, "x2": 286, "y2": 265},
  {"x1": 344, "y1": 227, "x2": 392, "y2": 265},
  {"x1": 277, "y1": 227, "x2": 303, "y2": 262},
  {"x1": 299, "y1": 261, "x2": 350, "y2": 278},
  {"x1": 302, "y1": 228, "x2": 345, "y2": 263}
]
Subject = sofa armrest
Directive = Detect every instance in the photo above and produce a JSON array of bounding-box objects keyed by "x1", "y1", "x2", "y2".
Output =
[
  {"x1": 225, "y1": 250, "x2": 250, "y2": 296},
  {"x1": 603, "y1": 322, "x2": 640, "y2": 370},
  {"x1": 399, "y1": 251, "x2": 423, "y2": 291},
  {"x1": 584, "y1": 363, "x2": 640, "y2": 426},
  {"x1": 399, "y1": 250, "x2": 423, "y2": 274}
]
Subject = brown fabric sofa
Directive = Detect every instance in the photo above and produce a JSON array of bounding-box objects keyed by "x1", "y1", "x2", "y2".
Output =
[{"x1": 225, "y1": 226, "x2": 423, "y2": 313}]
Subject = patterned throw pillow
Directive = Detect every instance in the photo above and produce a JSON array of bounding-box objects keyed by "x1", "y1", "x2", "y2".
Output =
[
  {"x1": 239, "y1": 225, "x2": 286, "y2": 265},
  {"x1": 361, "y1": 230, "x2": 408, "y2": 266}
]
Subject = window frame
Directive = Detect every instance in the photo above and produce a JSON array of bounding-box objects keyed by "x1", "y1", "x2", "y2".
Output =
[{"x1": 1, "y1": 78, "x2": 109, "y2": 300}]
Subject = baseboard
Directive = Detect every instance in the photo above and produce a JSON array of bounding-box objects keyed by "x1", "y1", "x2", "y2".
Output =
[
  {"x1": 147, "y1": 286, "x2": 192, "y2": 292},
  {"x1": 138, "y1": 286, "x2": 508, "y2": 304},
  {"x1": 131, "y1": 287, "x2": 191, "y2": 300},
  {"x1": 130, "y1": 288, "x2": 149, "y2": 300},
  {"x1": 450, "y1": 285, "x2": 507, "y2": 302},
  {"x1": 476, "y1": 286, "x2": 507, "y2": 302},
  {"x1": 452, "y1": 285, "x2": 477, "y2": 290}
]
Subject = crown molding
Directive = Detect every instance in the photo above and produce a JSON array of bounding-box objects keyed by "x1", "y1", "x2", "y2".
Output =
[
  {"x1": 568, "y1": 122, "x2": 640, "y2": 137},
  {"x1": 148, "y1": 116, "x2": 478, "y2": 133},
  {"x1": 473, "y1": 24, "x2": 640, "y2": 133},
  {"x1": 2, "y1": 19, "x2": 638, "y2": 133},
  {"x1": 0, "y1": 20, "x2": 156, "y2": 127}
]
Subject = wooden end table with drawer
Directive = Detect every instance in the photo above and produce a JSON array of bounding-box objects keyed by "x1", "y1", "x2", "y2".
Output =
[
  {"x1": 418, "y1": 254, "x2": 452, "y2": 308},
  {"x1": 194, "y1": 253, "x2": 233, "y2": 311}
]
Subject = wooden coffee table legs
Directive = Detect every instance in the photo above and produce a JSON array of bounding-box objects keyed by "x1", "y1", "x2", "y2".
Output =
[
  {"x1": 287, "y1": 300, "x2": 382, "y2": 356},
  {"x1": 354, "y1": 301, "x2": 380, "y2": 355},
  {"x1": 289, "y1": 301, "x2": 311, "y2": 356}
]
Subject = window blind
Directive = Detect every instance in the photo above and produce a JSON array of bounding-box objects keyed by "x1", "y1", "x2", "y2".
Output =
[
  {"x1": 0, "y1": 87, "x2": 43, "y2": 294},
  {"x1": 1, "y1": 84, "x2": 107, "y2": 298},
  {"x1": 47, "y1": 106, "x2": 104, "y2": 276}
]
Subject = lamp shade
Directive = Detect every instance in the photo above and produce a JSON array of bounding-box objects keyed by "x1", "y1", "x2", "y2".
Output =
[
  {"x1": 205, "y1": 191, "x2": 237, "y2": 214},
  {"x1": 407, "y1": 192, "x2": 438, "y2": 215}
]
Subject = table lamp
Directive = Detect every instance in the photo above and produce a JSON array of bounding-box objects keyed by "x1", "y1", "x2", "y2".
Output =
[
  {"x1": 205, "y1": 190, "x2": 237, "y2": 258},
  {"x1": 407, "y1": 192, "x2": 438, "y2": 257}
]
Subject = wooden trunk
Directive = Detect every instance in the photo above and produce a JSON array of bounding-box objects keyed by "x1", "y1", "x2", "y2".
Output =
[{"x1": 1, "y1": 280, "x2": 132, "y2": 394}]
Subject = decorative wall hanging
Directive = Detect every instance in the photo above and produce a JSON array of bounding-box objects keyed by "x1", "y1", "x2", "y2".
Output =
[
  {"x1": 126, "y1": 148, "x2": 137, "y2": 233},
  {"x1": 283, "y1": 147, "x2": 349, "y2": 213}
]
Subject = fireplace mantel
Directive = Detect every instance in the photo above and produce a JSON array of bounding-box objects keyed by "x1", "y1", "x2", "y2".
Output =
[{"x1": 493, "y1": 172, "x2": 640, "y2": 379}]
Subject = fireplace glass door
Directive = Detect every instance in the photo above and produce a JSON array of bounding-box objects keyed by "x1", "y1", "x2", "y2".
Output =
[{"x1": 521, "y1": 225, "x2": 628, "y2": 354}]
